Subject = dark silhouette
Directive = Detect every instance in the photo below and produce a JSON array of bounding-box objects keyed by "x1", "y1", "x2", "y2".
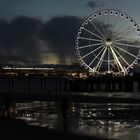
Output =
[
  {"x1": 2, "y1": 93, "x2": 13, "y2": 119},
  {"x1": 61, "y1": 97, "x2": 70, "y2": 129}
]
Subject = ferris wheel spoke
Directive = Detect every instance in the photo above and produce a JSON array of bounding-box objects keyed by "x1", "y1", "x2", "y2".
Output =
[
  {"x1": 89, "y1": 21, "x2": 106, "y2": 39},
  {"x1": 81, "y1": 45, "x2": 104, "y2": 59},
  {"x1": 110, "y1": 62, "x2": 118, "y2": 70},
  {"x1": 78, "y1": 42, "x2": 103, "y2": 49},
  {"x1": 108, "y1": 48, "x2": 110, "y2": 72},
  {"x1": 111, "y1": 13, "x2": 119, "y2": 31},
  {"x1": 78, "y1": 37, "x2": 103, "y2": 43},
  {"x1": 94, "y1": 47, "x2": 107, "y2": 71},
  {"x1": 97, "y1": 17, "x2": 107, "y2": 38},
  {"x1": 81, "y1": 27, "x2": 105, "y2": 40},
  {"x1": 102, "y1": 13, "x2": 109, "y2": 37},
  {"x1": 112, "y1": 27, "x2": 133, "y2": 40},
  {"x1": 112, "y1": 56, "x2": 121, "y2": 72},
  {"x1": 113, "y1": 44, "x2": 137, "y2": 58},
  {"x1": 114, "y1": 42, "x2": 140, "y2": 49},
  {"x1": 111, "y1": 54, "x2": 121, "y2": 72},
  {"x1": 107, "y1": 13, "x2": 114, "y2": 38},
  {"x1": 114, "y1": 38, "x2": 130, "y2": 42},
  {"x1": 115, "y1": 37, "x2": 139, "y2": 43},
  {"x1": 107, "y1": 13, "x2": 109, "y2": 26},
  {"x1": 110, "y1": 46, "x2": 125, "y2": 73},
  {"x1": 88, "y1": 46, "x2": 105, "y2": 67},
  {"x1": 112, "y1": 17, "x2": 128, "y2": 39},
  {"x1": 112, "y1": 46, "x2": 130, "y2": 66},
  {"x1": 107, "y1": 13, "x2": 111, "y2": 37}
]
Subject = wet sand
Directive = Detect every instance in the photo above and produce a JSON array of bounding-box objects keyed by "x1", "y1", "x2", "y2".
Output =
[{"x1": 0, "y1": 118, "x2": 114, "y2": 140}]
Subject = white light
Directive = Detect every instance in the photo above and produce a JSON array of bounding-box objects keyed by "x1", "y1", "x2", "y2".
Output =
[
  {"x1": 108, "y1": 108, "x2": 111, "y2": 111},
  {"x1": 105, "y1": 41, "x2": 112, "y2": 46}
]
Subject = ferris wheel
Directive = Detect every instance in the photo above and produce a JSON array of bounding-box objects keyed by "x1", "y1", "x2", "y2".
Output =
[{"x1": 75, "y1": 9, "x2": 140, "y2": 76}]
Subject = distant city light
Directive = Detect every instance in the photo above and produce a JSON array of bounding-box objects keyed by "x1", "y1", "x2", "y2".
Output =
[{"x1": 3, "y1": 67, "x2": 54, "y2": 70}]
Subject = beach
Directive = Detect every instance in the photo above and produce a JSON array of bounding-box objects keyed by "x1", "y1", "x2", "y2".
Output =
[{"x1": 0, "y1": 118, "x2": 113, "y2": 140}]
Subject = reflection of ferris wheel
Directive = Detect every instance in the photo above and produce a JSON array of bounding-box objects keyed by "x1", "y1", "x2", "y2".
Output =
[{"x1": 75, "y1": 9, "x2": 140, "y2": 76}]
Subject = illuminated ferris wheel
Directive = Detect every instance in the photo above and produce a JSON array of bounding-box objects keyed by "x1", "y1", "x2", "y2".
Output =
[{"x1": 75, "y1": 9, "x2": 140, "y2": 76}]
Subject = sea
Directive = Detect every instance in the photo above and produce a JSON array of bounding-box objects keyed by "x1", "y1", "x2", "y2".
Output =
[{"x1": 14, "y1": 92, "x2": 140, "y2": 140}]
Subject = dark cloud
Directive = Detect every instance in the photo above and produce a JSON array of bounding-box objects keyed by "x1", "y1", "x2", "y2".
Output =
[
  {"x1": 86, "y1": 1, "x2": 104, "y2": 9},
  {"x1": 0, "y1": 19, "x2": 8, "y2": 43},
  {"x1": 0, "y1": 17, "x2": 45, "y2": 65},
  {"x1": 42, "y1": 16, "x2": 83, "y2": 63},
  {"x1": 0, "y1": 15, "x2": 83, "y2": 65},
  {"x1": 10, "y1": 16, "x2": 43, "y2": 37}
]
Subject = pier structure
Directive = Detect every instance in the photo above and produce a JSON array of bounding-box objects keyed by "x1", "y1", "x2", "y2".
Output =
[{"x1": 0, "y1": 75, "x2": 140, "y2": 93}]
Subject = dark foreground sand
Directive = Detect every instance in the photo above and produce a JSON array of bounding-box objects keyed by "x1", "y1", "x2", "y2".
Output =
[{"x1": 0, "y1": 118, "x2": 114, "y2": 140}]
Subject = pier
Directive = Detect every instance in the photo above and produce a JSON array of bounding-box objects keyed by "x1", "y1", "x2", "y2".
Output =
[{"x1": 0, "y1": 74, "x2": 140, "y2": 93}]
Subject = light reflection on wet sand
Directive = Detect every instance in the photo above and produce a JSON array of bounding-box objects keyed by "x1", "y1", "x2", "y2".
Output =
[{"x1": 15, "y1": 101, "x2": 140, "y2": 140}]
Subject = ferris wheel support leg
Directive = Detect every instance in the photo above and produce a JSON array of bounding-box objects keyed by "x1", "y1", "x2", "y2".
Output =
[{"x1": 110, "y1": 45, "x2": 126, "y2": 75}]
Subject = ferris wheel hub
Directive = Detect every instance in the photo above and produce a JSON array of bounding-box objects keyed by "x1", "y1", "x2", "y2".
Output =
[{"x1": 105, "y1": 38, "x2": 112, "y2": 46}]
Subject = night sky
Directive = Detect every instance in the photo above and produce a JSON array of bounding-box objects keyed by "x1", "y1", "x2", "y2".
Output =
[{"x1": 0, "y1": 0, "x2": 140, "y2": 65}]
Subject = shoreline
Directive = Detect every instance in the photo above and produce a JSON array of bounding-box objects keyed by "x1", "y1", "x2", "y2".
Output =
[{"x1": 0, "y1": 118, "x2": 113, "y2": 140}]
